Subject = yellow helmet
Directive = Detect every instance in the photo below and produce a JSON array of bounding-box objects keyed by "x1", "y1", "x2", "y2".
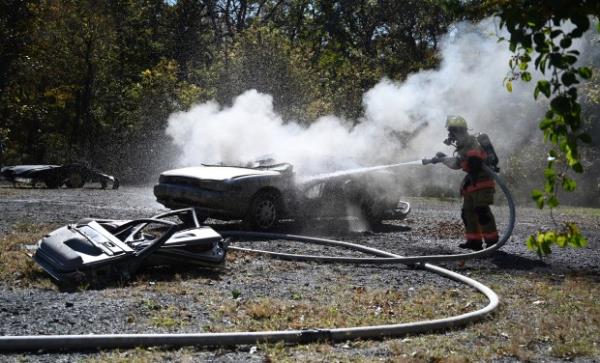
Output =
[{"x1": 445, "y1": 115, "x2": 468, "y2": 129}]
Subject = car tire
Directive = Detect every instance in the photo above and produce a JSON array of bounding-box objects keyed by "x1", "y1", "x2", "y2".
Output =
[
  {"x1": 247, "y1": 190, "x2": 281, "y2": 230},
  {"x1": 347, "y1": 193, "x2": 382, "y2": 229},
  {"x1": 44, "y1": 177, "x2": 61, "y2": 189},
  {"x1": 360, "y1": 201, "x2": 382, "y2": 228},
  {"x1": 65, "y1": 172, "x2": 84, "y2": 188}
]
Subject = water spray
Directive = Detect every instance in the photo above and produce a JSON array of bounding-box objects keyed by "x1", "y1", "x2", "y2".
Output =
[
  {"x1": 0, "y1": 156, "x2": 516, "y2": 352},
  {"x1": 298, "y1": 159, "x2": 424, "y2": 189}
]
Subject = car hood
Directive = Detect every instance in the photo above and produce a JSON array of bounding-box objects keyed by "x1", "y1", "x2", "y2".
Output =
[
  {"x1": 3, "y1": 165, "x2": 60, "y2": 174},
  {"x1": 161, "y1": 166, "x2": 281, "y2": 181}
]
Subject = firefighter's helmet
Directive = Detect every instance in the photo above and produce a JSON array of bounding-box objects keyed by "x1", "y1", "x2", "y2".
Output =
[{"x1": 445, "y1": 115, "x2": 468, "y2": 129}]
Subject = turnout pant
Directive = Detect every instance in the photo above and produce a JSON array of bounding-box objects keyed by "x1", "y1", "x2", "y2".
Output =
[{"x1": 461, "y1": 188, "x2": 498, "y2": 244}]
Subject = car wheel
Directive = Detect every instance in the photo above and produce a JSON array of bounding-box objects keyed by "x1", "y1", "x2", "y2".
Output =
[
  {"x1": 44, "y1": 177, "x2": 61, "y2": 189},
  {"x1": 360, "y1": 202, "x2": 382, "y2": 227},
  {"x1": 247, "y1": 190, "x2": 280, "y2": 230},
  {"x1": 65, "y1": 172, "x2": 84, "y2": 188},
  {"x1": 347, "y1": 193, "x2": 382, "y2": 228}
]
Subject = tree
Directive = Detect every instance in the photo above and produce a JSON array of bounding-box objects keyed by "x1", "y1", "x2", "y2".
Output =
[{"x1": 493, "y1": 1, "x2": 600, "y2": 255}]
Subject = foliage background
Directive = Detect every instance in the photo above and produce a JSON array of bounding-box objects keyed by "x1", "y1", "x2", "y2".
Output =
[{"x1": 0, "y1": 0, "x2": 598, "y2": 208}]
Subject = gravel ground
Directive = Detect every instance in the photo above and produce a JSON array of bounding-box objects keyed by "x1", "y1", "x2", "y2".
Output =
[{"x1": 0, "y1": 184, "x2": 599, "y2": 362}]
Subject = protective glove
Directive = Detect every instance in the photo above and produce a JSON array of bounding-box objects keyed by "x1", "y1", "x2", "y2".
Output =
[
  {"x1": 422, "y1": 152, "x2": 448, "y2": 165},
  {"x1": 431, "y1": 152, "x2": 447, "y2": 164}
]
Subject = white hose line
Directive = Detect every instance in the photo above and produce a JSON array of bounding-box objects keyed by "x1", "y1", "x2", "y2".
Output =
[
  {"x1": 0, "y1": 166, "x2": 510, "y2": 352},
  {"x1": 223, "y1": 165, "x2": 515, "y2": 265},
  {"x1": 0, "y1": 238, "x2": 498, "y2": 351}
]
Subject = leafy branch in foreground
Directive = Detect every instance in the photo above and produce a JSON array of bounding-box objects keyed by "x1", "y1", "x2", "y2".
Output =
[{"x1": 495, "y1": 1, "x2": 599, "y2": 255}]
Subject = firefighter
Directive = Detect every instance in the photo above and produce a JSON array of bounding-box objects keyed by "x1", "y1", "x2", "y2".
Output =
[{"x1": 431, "y1": 115, "x2": 498, "y2": 250}]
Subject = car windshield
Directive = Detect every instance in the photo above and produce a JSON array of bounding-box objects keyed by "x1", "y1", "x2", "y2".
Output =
[{"x1": 203, "y1": 155, "x2": 280, "y2": 169}]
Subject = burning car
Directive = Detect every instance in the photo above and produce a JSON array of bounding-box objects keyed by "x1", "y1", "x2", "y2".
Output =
[
  {"x1": 28, "y1": 208, "x2": 227, "y2": 283},
  {"x1": 0, "y1": 163, "x2": 119, "y2": 189},
  {"x1": 154, "y1": 159, "x2": 410, "y2": 230}
]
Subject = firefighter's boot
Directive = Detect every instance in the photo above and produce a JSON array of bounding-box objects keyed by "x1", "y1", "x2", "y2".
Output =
[
  {"x1": 485, "y1": 238, "x2": 498, "y2": 248},
  {"x1": 458, "y1": 239, "x2": 483, "y2": 251}
]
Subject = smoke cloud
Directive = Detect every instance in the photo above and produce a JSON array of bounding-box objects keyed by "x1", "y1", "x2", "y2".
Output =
[{"x1": 165, "y1": 18, "x2": 572, "y2": 179}]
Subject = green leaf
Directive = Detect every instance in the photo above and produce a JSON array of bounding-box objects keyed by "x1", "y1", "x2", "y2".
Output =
[
  {"x1": 536, "y1": 197, "x2": 545, "y2": 209},
  {"x1": 559, "y1": 37, "x2": 572, "y2": 48},
  {"x1": 547, "y1": 195, "x2": 559, "y2": 208},
  {"x1": 564, "y1": 55, "x2": 577, "y2": 65},
  {"x1": 533, "y1": 32, "x2": 545, "y2": 47},
  {"x1": 561, "y1": 71, "x2": 578, "y2": 86},
  {"x1": 562, "y1": 177, "x2": 576, "y2": 192},
  {"x1": 577, "y1": 67, "x2": 592, "y2": 79},
  {"x1": 571, "y1": 14, "x2": 590, "y2": 33},
  {"x1": 521, "y1": 72, "x2": 532, "y2": 81},
  {"x1": 531, "y1": 189, "x2": 544, "y2": 200},
  {"x1": 541, "y1": 239, "x2": 552, "y2": 255},
  {"x1": 526, "y1": 235, "x2": 537, "y2": 250},
  {"x1": 549, "y1": 52, "x2": 563, "y2": 68},
  {"x1": 505, "y1": 80, "x2": 513, "y2": 92},
  {"x1": 539, "y1": 117, "x2": 554, "y2": 130},
  {"x1": 537, "y1": 80, "x2": 551, "y2": 98},
  {"x1": 556, "y1": 235, "x2": 567, "y2": 247},
  {"x1": 572, "y1": 161, "x2": 583, "y2": 173},
  {"x1": 544, "y1": 179, "x2": 554, "y2": 194},
  {"x1": 550, "y1": 95, "x2": 571, "y2": 114},
  {"x1": 519, "y1": 62, "x2": 528, "y2": 71},
  {"x1": 543, "y1": 167, "x2": 555, "y2": 178}
]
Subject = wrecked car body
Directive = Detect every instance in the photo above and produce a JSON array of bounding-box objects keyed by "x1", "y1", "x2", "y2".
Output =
[
  {"x1": 29, "y1": 208, "x2": 227, "y2": 283},
  {"x1": 0, "y1": 163, "x2": 119, "y2": 189},
  {"x1": 154, "y1": 159, "x2": 410, "y2": 230}
]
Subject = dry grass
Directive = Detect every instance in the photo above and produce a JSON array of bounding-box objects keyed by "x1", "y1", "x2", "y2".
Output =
[
  {"x1": 2, "y1": 222, "x2": 599, "y2": 361},
  {"x1": 84, "y1": 347, "x2": 198, "y2": 363},
  {"x1": 208, "y1": 284, "x2": 484, "y2": 333},
  {"x1": 0, "y1": 222, "x2": 57, "y2": 289}
]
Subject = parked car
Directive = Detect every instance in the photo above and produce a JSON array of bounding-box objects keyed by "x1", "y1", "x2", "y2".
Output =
[
  {"x1": 0, "y1": 163, "x2": 119, "y2": 189},
  {"x1": 27, "y1": 208, "x2": 226, "y2": 283},
  {"x1": 154, "y1": 159, "x2": 410, "y2": 230}
]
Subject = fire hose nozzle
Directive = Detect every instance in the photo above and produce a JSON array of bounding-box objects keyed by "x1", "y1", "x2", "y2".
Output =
[{"x1": 422, "y1": 158, "x2": 434, "y2": 165}]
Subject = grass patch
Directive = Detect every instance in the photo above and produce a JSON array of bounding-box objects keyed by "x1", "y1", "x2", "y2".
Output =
[
  {"x1": 84, "y1": 347, "x2": 197, "y2": 363},
  {"x1": 30, "y1": 270, "x2": 598, "y2": 362},
  {"x1": 137, "y1": 298, "x2": 193, "y2": 330},
  {"x1": 228, "y1": 273, "x2": 600, "y2": 362},
  {"x1": 0, "y1": 222, "x2": 57, "y2": 289},
  {"x1": 209, "y1": 285, "x2": 484, "y2": 332}
]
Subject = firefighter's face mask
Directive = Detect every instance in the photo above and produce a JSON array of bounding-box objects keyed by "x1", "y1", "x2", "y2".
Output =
[{"x1": 444, "y1": 126, "x2": 465, "y2": 145}]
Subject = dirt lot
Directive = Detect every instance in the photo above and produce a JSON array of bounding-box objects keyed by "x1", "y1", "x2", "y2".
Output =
[{"x1": 0, "y1": 184, "x2": 599, "y2": 362}]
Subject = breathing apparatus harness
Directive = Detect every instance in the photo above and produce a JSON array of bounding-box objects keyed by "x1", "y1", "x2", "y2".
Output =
[{"x1": 425, "y1": 126, "x2": 500, "y2": 173}]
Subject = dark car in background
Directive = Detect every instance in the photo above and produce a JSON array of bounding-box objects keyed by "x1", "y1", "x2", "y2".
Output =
[
  {"x1": 0, "y1": 163, "x2": 119, "y2": 189},
  {"x1": 154, "y1": 159, "x2": 410, "y2": 230}
]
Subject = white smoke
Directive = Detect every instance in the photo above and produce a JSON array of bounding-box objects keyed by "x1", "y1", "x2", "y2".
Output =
[{"x1": 166, "y1": 18, "x2": 551, "y2": 177}]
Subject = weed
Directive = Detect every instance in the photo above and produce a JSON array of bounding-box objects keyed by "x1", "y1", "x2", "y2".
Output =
[{"x1": 149, "y1": 305, "x2": 191, "y2": 329}]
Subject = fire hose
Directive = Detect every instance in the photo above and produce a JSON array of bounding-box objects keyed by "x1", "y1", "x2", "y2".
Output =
[{"x1": 0, "y1": 165, "x2": 514, "y2": 352}]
